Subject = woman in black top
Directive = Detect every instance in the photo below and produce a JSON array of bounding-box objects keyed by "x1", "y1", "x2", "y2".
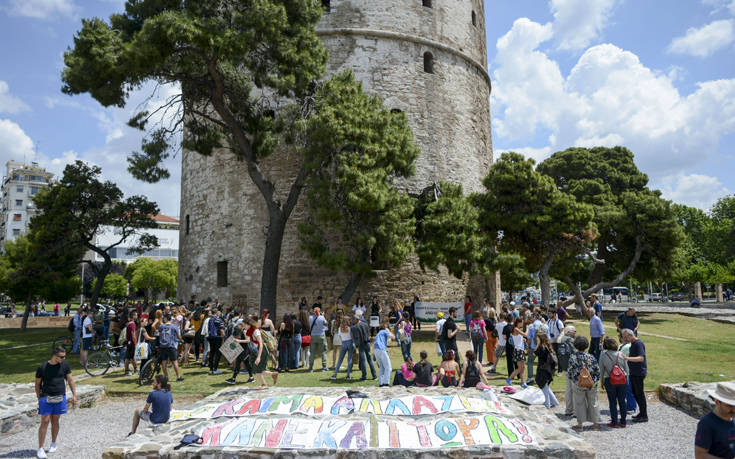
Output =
[
  {"x1": 413, "y1": 351, "x2": 434, "y2": 387},
  {"x1": 277, "y1": 314, "x2": 294, "y2": 372},
  {"x1": 534, "y1": 332, "x2": 559, "y2": 409},
  {"x1": 370, "y1": 298, "x2": 381, "y2": 337},
  {"x1": 291, "y1": 313, "x2": 302, "y2": 370},
  {"x1": 460, "y1": 350, "x2": 489, "y2": 388}
]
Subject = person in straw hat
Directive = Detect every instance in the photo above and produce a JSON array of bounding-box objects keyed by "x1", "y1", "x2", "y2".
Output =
[{"x1": 694, "y1": 381, "x2": 735, "y2": 459}]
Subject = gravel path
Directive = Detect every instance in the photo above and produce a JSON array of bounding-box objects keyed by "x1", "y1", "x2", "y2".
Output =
[{"x1": 0, "y1": 396, "x2": 699, "y2": 458}]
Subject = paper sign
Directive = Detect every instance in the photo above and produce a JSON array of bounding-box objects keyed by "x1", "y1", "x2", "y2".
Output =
[{"x1": 219, "y1": 335, "x2": 243, "y2": 364}]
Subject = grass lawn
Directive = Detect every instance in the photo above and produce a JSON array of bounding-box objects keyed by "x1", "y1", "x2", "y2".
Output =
[{"x1": 1, "y1": 314, "x2": 732, "y2": 398}]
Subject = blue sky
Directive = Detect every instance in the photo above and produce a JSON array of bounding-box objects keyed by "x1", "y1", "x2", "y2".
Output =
[{"x1": 0, "y1": 0, "x2": 733, "y2": 216}]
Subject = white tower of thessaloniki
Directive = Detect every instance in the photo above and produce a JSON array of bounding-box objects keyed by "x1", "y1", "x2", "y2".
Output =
[{"x1": 177, "y1": 0, "x2": 498, "y2": 313}]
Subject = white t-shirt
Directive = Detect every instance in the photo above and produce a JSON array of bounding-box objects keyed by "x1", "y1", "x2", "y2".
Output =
[
  {"x1": 352, "y1": 305, "x2": 366, "y2": 315},
  {"x1": 338, "y1": 330, "x2": 352, "y2": 342},
  {"x1": 82, "y1": 316, "x2": 94, "y2": 338},
  {"x1": 435, "y1": 318, "x2": 446, "y2": 335},
  {"x1": 512, "y1": 333, "x2": 525, "y2": 351},
  {"x1": 496, "y1": 321, "x2": 508, "y2": 346}
]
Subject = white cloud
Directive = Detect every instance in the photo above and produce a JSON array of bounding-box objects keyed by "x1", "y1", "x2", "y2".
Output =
[
  {"x1": 2, "y1": 0, "x2": 77, "y2": 19},
  {"x1": 496, "y1": 146, "x2": 554, "y2": 164},
  {"x1": 0, "y1": 81, "x2": 30, "y2": 114},
  {"x1": 658, "y1": 173, "x2": 731, "y2": 209},
  {"x1": 491, "y1": 18, "x2": 735, "y2": 198},
  {"x1": 0, "y1": 119, "x2": 36, "y2": 166},
  {"x1": 701, "y1": 0, "x2": 735, "y2": 15},
  {"x1": 667, "y1": 19, "x2": 735, "y2": 57},
  {"x1": 550, "y1": 0, "x2": 618, "y2": 51}
]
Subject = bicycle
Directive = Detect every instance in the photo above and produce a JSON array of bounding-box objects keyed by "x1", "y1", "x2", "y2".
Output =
[
  {"x1": 138, "y1": 351, "x2": 162, "y2": 386},
  {"x1": 85, "y1": 342, "x2": 123, "y2": 377},
  {"x1": 52, "y1": 335, "x2": 74, "y2": 352}
]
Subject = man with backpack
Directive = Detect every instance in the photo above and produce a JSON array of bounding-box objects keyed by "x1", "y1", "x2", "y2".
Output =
[
  {"x1": 308, "y1": 308, "x2": 329, "y2": 372},
  {"x1": 35, "y1": 347, "x2": 77, "y2": 458},
  {"x1": 159, "y1": 315, "x2": 184, "y2": 382},
  {"x1": 207, "y1": 309, "x2": 225, "y2": 375}
]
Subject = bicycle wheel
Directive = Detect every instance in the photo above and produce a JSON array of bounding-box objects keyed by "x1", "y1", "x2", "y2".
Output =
[
  {"x1": 138, "y1": 359, "x2": 156, "y2": 386},
  {"x1": 52, "y1": 336, "x2": 73, "y2": 351},
  {"x1": 85, "y1": 352, "x2": 111, "y2": 377}
]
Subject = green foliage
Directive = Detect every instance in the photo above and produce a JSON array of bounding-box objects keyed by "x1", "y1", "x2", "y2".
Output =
[
  {"x1": 92, "y1": 273, "x2": 128, "y2": 298},
  {"x1": 297, "y1": 73, "x2": 418, "y2": 295},
  {"x1": 494, "y1": 253, "x2": 535, "y2": 293},
  {"x1": 128, "y1": 257, "x2": 177, "y2": 299}
]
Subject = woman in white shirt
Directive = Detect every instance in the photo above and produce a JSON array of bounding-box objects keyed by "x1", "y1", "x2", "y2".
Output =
[
  {"x1": 507, "y1": 317, "x2": 528, "y2": 388},
  {"x1": 330, "y1": 317, "x2": 354, "y2": 380}
]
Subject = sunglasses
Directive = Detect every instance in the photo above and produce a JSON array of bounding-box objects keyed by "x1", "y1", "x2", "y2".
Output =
[{"x1": 55, "y1": 355, "x2": 66, "y2": 360}]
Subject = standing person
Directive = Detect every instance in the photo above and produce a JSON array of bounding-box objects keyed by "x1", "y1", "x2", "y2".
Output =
[
  {"x1": 63, "y1": 303, "x2": 71, "y2": 317},
  {"x1": 534, "y1": 332, "x2": 559, "y2": 409},
  {"x1": 616, "y1": 308, "x2": 639, "y2": 336},
  {"x1": 158, "y1": 315, "x2": 184, "y2": 382},
  {"x1": 35, "y1": 347, "x2": 77, "y2": 459},
  {"x1": 558, "y1": 325, "x2": 577, "y2": 417},
  {"x1": 352, "y1": 313, "x2": 376, "y2": 381},
  {"x1": 312, "y1": 296, "x2": 323, "y2": 311},
  {"x1": 547, "y1": 309, "x2": 564, "y2": 355},
  {"x1": 369, "y1": 297, "x2": 381, "y2": 337},
  {"x1": 621, "y1": 328, "x2": 648, "y2": 423},
  {"x1": 556, "y1": 300, "x2": 568, "y2": 323},
  {"x1": 409, "y1": 295, "x2": 421, "y2": 330},
  {"x1": 53, "y1": 303, "x2": 59, "y2": 316},
  {"x1": 298, "y1": 309, "x2": 311, "y2": 368},
  {"x1": 694, "y1": 382, "x2": 735, "y2": 459},
  {"x1": 245, "y1": 314, "x2": 278, "y2": 388},
  {"x1": 352, "y1": 298, "x2": 366, "y2": 317},
  {"x1": 588, "y1": 307, "x2": 605, "y2": 362},
  {"x1": 506, "y1": 317, "x2": 528, "y2": 388},
  {"x1": 374, "y1": 322, "x2": 395, "y2": 387},
  {"x1": 493, "y1": 313, "x2": 508, "y2": 374},
  {"x1": 329, "y1": 310, "x2": 343, "y2": 370},
  {"x1": 80, "y1": 309, "x2": 94, "y2": 367},
  {"x1": 459, "y1": 350, "x2": 489, "y2": 388},
  {"x1": 567, "y1": 336, "x2": 601, "y2": 431},
  {"x1": 397, "y1": 317, "x2": 412, "y2": 361},
  {"x1": 525, "y1": 314, "x2": 541, "y2": 385},
  {"x1": 308, "y1": 308, "x2": 329, "y2": 372},
  {"x1": 199, "y1": 309, "x2": 211, "y2": 367},
  {"x1": 71, "y1": 309, "x2": 84, "y2": 354},
  {"x1": 181, "y1": 313, "x2": 195, "y2": 366},
  {"x1": 442, "y1": 307, "x2": 461, "y2": 367},
  {"x1": 591, "y1": 294, "x2": 603, "y2": 319},
  {"x1": 599, "y1": 337, "x2": 629, "y2": 428},
  {"x1": 463, "y1": 296, "x2": 473, "y2": 338},
  {"x1": 207, "y1": 309, "x2": 225, "y2": 375},
  {"x1": 617, "y1": 332, "x2": 637, "y2": 413},
  {"x1": 291, "y1": 313, "x2": 302, "y2": 370},
  {"x1": 469, "y1": 311, "x2": 487, "y2": 364},
  {"x1": 502, "y1": 314, "x2": 516, "y2": 379},
  {"x1": 123, "y1": 311, "x2": 138, "y2": 376},
  {"x1": 129, "y1": 374, "x2": 173, "y2": 435},
  {"x1": 484, "y1": 308, "x2": 498, "y2": 370},
  {"x1": 435, "y1": 312, "x2": 446, "y2": 357},
  {"x1": 277, "y1": 314, "x2": 294, "y2": 372},
  {"x1": 330, "y1": 317, "x2": 355, "y2": 380}
]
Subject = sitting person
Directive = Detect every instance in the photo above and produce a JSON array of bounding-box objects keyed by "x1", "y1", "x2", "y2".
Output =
[
  {"x1": 393, "y1": 356, "x2": 417, "y2": 386},
  {"x1": 459, "y1": 350, "x2": 490, "y2": 388},
  {"x1": 129, "y1": 375, "x2": 172, "y2": 435},
  {"x1": 438, "y1": 349, "x2": 460, "y2": 387},
  {"x1": 413, "y1": 351, "x2": 434, "y2": 387}
]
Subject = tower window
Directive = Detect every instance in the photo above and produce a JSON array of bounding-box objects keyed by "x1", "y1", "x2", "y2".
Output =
[
  {"x1": 322, "y1": 0, "x2": 331, "y2": 12},
  {"x1": 472, "y1": 11, "x2": 477, "y2": 27},
  {"x1": 422, "y1": 0, "x2": 432, "y2": 7},
  {"x1": 185, "y1": 214, "x2": 190, "y2": 235},
  {"x1": 423, "y1": 52, "x2": 434, "y2": 74},
  {"x1": 217, "y1": 261, "x2": 228, "y2": 287}
]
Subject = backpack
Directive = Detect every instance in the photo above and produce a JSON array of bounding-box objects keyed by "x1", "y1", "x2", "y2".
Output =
[
  {"x1": 67, "y1": 318, "x2": 75, "y2": 333},
  {"x1": 607, "y1": 353, "x2": 627, "y2": 386},
  {"x1": 260, "y1": 330, "x2": 277, "y2": 354},
  {"x1": 464, "y1": 361, "x2": 481, "y2": 387},
  {"x1": 470, "y1": 321, "x2": 484, "y2": 343},
  {"x1": 397, "y1": 326, "x2": 407, "y2": 343},
  {"x1": 578, "y1": 364, "x2": 594, "y2": 388},
  {"x1": 118, "y1": 323, "x2": 128, "y2": 346}
]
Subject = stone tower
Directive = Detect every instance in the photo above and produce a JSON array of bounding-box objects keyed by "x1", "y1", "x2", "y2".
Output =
[{"x1": 178, "y1": 0, "x2": 497, "y2": 312}]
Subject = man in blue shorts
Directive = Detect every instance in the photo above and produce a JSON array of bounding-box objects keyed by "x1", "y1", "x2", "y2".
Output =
[
  {"x1": 130, "y1": 374, "x2": 173, "y2": 434},
  {"x1": 35, "y1": 347, "x2": 78, "y2": 458}
]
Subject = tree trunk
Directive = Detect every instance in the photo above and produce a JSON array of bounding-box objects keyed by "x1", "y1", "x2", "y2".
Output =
[
  {"x1": 716, "y1": 283, "x2": 723, "y2": 302},
  {"x1": 694, "y1": 281, "x2": 702, "y2": 299},
  {"x1": 539, "y1": 254, "x2": 555, "y2": 309},
  {"x1": 89, "y1": 259, "x2": 112, "y2": 309},
  {"x1": 259, "y1": 211, "x2": 287, "y2": 317},
  {"x1": 565, "y1": 277, "x2": 586, "y2": 315},
  {"x1": 20, "y1": 293, "x2": 33, "y2": 330},
  {"x1": 340, "y1": 272, "x2": 364, "y2": 305}
]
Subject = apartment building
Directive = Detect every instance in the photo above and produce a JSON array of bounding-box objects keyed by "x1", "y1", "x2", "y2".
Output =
[{"x1": 0, "y1": 161, "x2": 53, "y2": 249}]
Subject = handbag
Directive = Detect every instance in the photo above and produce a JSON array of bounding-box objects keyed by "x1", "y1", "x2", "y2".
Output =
[
  {"x1": 607, "y1": 353, "x2": 627, "y2": 386},
  {"x1": 578, "y1": 364, "x2": 594, "y2": 388},
  {"x1": 46, "y1": 395, "x2": 64, "y2": 404},
  {"x1": 134, "y1": 329, "x2": 149, "y2": 360}
]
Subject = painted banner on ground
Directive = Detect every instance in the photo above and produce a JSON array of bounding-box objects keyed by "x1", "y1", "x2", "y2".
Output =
[
  {"x1": 169, "y1": 394, "x2": 509, "y2": 422},
  {"x1": 197, "y1": 414, "x2": 536, "y2": 449},
  {"x1": 414, "y1": 302, "x2": 463, "y2": 321}
]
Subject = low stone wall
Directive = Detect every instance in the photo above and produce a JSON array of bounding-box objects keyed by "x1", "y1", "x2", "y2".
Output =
[
  {"x1": 104, "y1": 386, "x2": 594, "y2": 459},
  {"x1": 0, "y1": 383, "x2": 105, "y2": 436},
  {"x1": 658, "y1": 381, "x2": 730, "y2": 418},
  {"x1": 0, "y1": 315, "x2": 71, "y2": 329}
]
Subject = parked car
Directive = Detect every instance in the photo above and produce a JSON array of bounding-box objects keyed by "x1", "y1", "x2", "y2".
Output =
[
  {"x1": 0, "y1": 305, "x2": 14, "y2": 318},
  {"x1": 649, "y1": 292, "x2": 663, "y2": 302},
  {"x1": 670, "y1": 292, "x2": 688, "y2": 302}
]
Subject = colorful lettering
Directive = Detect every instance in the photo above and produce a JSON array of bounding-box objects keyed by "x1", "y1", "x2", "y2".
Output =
[
  {"x1": 510, "y1": 419, "x2": 533, "y2": 443},
  {"x1": 330, "y1": 396, "x2": 355, "y2": 415},
  {"x1": 313, "y1": 420, "x2": 344, "y2": 448},
  {"x1": 456, "y1": 418, "x2": 479, "y2": 445},
  {"x1": 300, "y1": 396, "x2": 324, "y2": 414},
  {"x1": 387, "y1": 420, "x2": 400, "y2": 448},
  {"x1": 269, "y1": 395, "x2": 304, "y2": 413},
  {"x1": 408, "y1": 421, "x2": 432, "y2": 447},
  {"x1": 385, "y1": 398, "x2": 411, "y2": 415},
  {"x1": 359, "y1": 398, "x2": 383, "y2": 414},
  {"x1": 236, "y1": 399, "x2": 261, "y2": 415},
  {"x1": 484, "y1": 415, "x2": 518, "y2": 444},
  {"x1": 221, "y1": 419, "x2": 255, "y2": 446},
  {"x1": 259, "y1": 397, "x2": 275, "y2": 413},
  {"x1": 265, "y1": 419, "x2": 288, "y2": 448},
  {"x1": 212, "y1": 399, "x2": 239, "y2": 417},
  {"x1": 249, "y1": 420, "x2": 271, "y2": 447},
  {"x1": 458, "y1": 396, "x2": 474, "y2": 411},
  {"x1": 412, "y1": 396, "x2": 438, "y2": 415},
  {"x1": 434, "y1": 420, "x2": 458, "y2": 443},
  {"x1": 281, "y1": 419, "x2": 308, "y2": 448},
  {"x1": 369, "y1": 415, "x2": 379, "y2": 448},
  {"x1": 201, "y1": 424, "x2": 223, "y2": 446},
  {"x1": 339, "y1": 421, "x2": 367, "y2": 449},
  {"x1": 436, "y1": 395, "x2": 454, "y2": 412}
]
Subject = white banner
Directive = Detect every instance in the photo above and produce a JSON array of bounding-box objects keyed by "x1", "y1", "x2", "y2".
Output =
[
  {"x1": 414, "y1": 302, "x2": 463, "y2": 321},
  {"x1": 219, "y1": 336, "x2": 242, "y2": 364}
]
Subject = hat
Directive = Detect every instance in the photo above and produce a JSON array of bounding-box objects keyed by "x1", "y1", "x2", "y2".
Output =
[
  {"x1": 436, "y1": 312, "x2": 444, "y2": 319},
  {"x1": 355, "y1": 310, "x2": 364, "y2": 318},
  {"x1": 510, "y1": 301, "x2": 516, "y2": 306},
  {"x1": 709, "y1": 382, "x2": 735, "y2": 406}
]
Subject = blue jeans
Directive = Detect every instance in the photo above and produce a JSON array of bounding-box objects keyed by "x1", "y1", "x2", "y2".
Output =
[
  {"x1": 400, "y1": 337, "x2": 412, "y2": 361},
  {"x1": 278, "y1": 338, "x2": 294, "y2": 370},
  {"x1": 358, "y1": 343, "x2": 376, "y2": 379},
  {"x1": 375, "y1": 348, "x2": 391, "y2": 385},
  {"x1": 292, "y1": 334, "x2": 301, "y2": 369},
  {"x1": 541, "y1": 383, "x2": 559, "y2": 408},
  {"x1": 72, "y1": 330, "x2": 81, "y2": 354},
  {"x1": 103, "y1": 324, "x2": 110, "y2": 343},
  {"x1": 604, "y1": 377, "x2": 628, "y2": 424},
  {"x1": 472, "y1": 338, "x2": 484, "y2": 364},
  {"x1": 333, "y1": 340, "x2": 354, "y2": 377},
  {"x1": 464, "y1": 313, "x2": 472, "y2": 335},
  {"x1": 626, "y1": 378, "x2": 637, "y2": 411}
]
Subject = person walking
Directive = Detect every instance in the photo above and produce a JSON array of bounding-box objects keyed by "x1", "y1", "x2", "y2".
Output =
[
  {"x1": 374, "y1": 321, "x2": 395, "y2": 387},
  {"x1": 599, "y1": 337, "x2": 630, "y2": 428},
  {"x1": 469, "y1": 311, "x2": 487, "y2": 365},
  {"x1": 534, "y1": 332, "x2": 559, "y2": 409},
  {"x1": 588, "y1": 307, "x2": 605, "y2": 362},
  {"x1": 245, "y1": 314, "x2": 278, "y2": 388},
  {"x1": 308, "y1": 308, "x2": 329, "y2": 372},
  {"x1": 493, "y1": 313, "x2": 508, "y2": 374},
  {"x1": 567, "y1": 336, "x2": 601, "y2": 431},
  {"x1": 35, "y1": 347, "x2": 77, "y2": 459},
  {"x1": 397, "y1": 317, "x2": 412, "y2": 361},
  {"x1": 158, "y1": 315, "x2": 184, "y2": 382},
  {"x1": 621, "y1": 328, "x2": 648, "y2": 422},
  {"x1": 352, "y1": 313, "x2": 376, "y2": 381},
  {"x1": 207, "y1": 310, "x2": 225, "y2": 375},
  {"x1": 80, "y1": 309, "x2": 95, "y2": 367},
  {"x1": 694, "y1": 381, "x2": 735, "y2": 459},
  {"x1": 225, "y1": 319, "x2": 254, "y2": 385},
  {"x1": 483, "y1": 307, "x2": 498, "y2": 369},
  {"x1": 129, "y1": 374, "x2": 172, "y2": 435},
  {"x1": 506, "y1": 317, "x2": 528, "y2": 387},
  {"x1": 463, "y1": 296, "x2": 473, "y2": 338},
  {"x1": 557, "y1": 325, "x2": 577, "y2": 417}
]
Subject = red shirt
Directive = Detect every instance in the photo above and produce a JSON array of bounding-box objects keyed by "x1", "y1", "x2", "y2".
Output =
[
  {"x1": 126, "y1": 322, "x2": 137, "y2": 345},
  {"x1": 464, "y1": 302, "x2": 472, "y2": 315}
]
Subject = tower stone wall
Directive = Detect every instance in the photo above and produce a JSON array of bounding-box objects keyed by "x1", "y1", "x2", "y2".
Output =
[{"x1": 178, "y1": 0, "x2": 498, "y2": 313}]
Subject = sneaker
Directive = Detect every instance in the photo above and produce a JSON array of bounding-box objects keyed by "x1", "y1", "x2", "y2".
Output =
[
  {"x1": 208, "y1": 370, "x2": 214, "y2": 375},
  {"x1": 606, "y1": 422, "x2": 618, "y2": 428},
  {"x1": 37, "y1": 448, "x2": 47, "y2": 459},
  {"x1": 329, "y1": 375, "x2": 337, "y2": 380},
  {"x1": 618, "y1": 423, "x2": 626, "y2": 428},
  {"x1": 211, "y1": 369, "x2": 223, "y2": 375},
  {"x1": 321, "y1": 368, "x2": 329, "y2": 372},
  {"x1": 48, "y1": 443, "x2": 57, "y2": 453},
  {"x1": 176, "y1": 377, "x2": 184, "y2": 382},
  {"x1": 505, "y1": 378, "x2": 512, "y2": 385},
  {"x1": 225, "y1": 378, "x2": 236, "y2": 385},
  {"x1": 632, "y1": 416, "x2": 648, "y2": 423},
  {"x1": 520, "y1": 382, "x2": 528, "y2": 389},
  {"x1": 124, "y1": 372, "x2": 132, "y2": 377},
  {"x1": 345, "y1": 376, "x2": 352, "y2": 380},
  {"x1": 246, "y1": 377, "x2": 255, "y2": 383}
]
